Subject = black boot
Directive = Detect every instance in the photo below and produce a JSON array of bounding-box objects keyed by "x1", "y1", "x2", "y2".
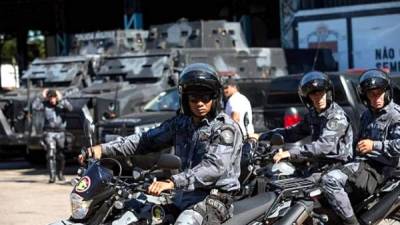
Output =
[
  {"x1": 49, "y1": 176, "x2": 56, "y2": 183},
  {"x1": 56, "y1": 148, "x2": 66, "y2": 182},
  {"x1": 56, "y1": 158, "x2": 66, "y2": 181},
  {"x1": 57, "y1": 171, "x2": 65, "y2": 181},
  {"x1": 48, "y1": 158, "x2": 57, "y2": 183},
  {"x1": 343, "y1": 215, "x2": 360, "y2": 225}
]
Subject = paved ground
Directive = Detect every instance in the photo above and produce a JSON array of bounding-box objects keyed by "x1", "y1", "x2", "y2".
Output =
[{"x1": 0, "y1": 157, "x2": 78, "y2": 225}]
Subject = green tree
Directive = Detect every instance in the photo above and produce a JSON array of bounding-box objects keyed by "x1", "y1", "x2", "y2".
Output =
[{"x1": 1, "y1": 38, "x2": 17, "y2": 64}]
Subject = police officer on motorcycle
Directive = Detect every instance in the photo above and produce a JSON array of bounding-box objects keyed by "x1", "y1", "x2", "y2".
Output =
[
  {"x1": 80, "y1": 63, "x2": 243, "y2": 225},
  {"x1": 259, "y1": 71, "x2": 353, "y2": 178},
  {"x1": 33, "y1": 89, "x2": 73, "y2": 183},
  {"x1": 321, "y1": 69, "x2": 400, "y2": 225}
]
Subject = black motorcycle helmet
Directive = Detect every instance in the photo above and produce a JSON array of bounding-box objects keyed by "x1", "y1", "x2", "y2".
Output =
[
  {"x1": 298, "y1": 71, "x2": 334, "y2": 110},
  {"x1": 178, "y1": 63, "x2": 222, "y2": 118},
  {"x1": 358, "y1": 69, "x2": 392, "y2": 108}
]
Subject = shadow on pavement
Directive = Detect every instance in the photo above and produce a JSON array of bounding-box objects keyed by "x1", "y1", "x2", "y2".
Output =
[{"x1": 0, "y1": 157, "x2": 80, "y2": 177}]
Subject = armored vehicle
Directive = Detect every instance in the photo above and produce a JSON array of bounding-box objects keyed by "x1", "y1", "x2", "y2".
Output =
[
  {"x1": 67, "y1": 49, "x2": 177, "y2": 126},
  {"x1": 23, "y1": 30, "x2": 152, "y2": 160},
  {"x1": 148, "y1": 18, "x2": 336, "y2": 77},
  {"x1": 0, "y1": 55, "x2": 95, "y2": 159},
  {"x1": 97, "y1": 87, "x2": 178, "y2": 169},
  {"x1": 2, "y1": 29, "x2": 151, "y2": 161},
  {"x1": 96, "y1": 19, "x2": 337, "y2": 146},
  {"x1": 97, "y1": 87, "x2": 178, "y2": 143},
  {"x1": 72, "y1": 29, "x2": 148, "y2": 56},
  {"x1": 83, "y1": 19, "x2": 248, "y2": 141},
  {"x1": 147, "y1": 18, "x2": 247, "y2": 49}
]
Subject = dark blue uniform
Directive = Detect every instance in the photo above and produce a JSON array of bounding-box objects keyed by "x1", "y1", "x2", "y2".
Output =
[
  {"x1": 101, "y1": 112, "x2": 243, "y2": 213},
  {"x1": 322, "y1": 101, "x2": 400, "y2": 219},
  {"x1": 260, "y1": 102, "x2": 353, "y2": 167}
]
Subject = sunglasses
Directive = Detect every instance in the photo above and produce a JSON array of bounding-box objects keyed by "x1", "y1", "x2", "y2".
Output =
[{"x1": 188, "y1": 94, "x2": 213, "y2": 103}]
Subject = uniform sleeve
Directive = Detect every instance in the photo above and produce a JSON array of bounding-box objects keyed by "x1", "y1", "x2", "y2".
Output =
[
  {"x1": 289, "y1": 114, "x2": 349, "y2": 159},
  {"x1": 59, "y1": 99, "x2": 73, "y2": 112},
  {"x1": 356, "y1": 112, "x2": 368, "y2": 144},
  {"x1": 172, "y1": 125, "x2": 241, "y2": 191},
  {"x1": 101, "y1": 117, "x2": 176, "y2": 157},
  {"x1": 382, "y1": 122, "x2": 400, "y2": 157},
  {"x1": 32, "y1": 98, "x2": 44, "y2": 111},
  {"x1": 259, "y1": 116, "x2": 310, "y2": 143}
]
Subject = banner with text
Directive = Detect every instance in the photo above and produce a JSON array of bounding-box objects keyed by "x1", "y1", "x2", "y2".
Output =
[
  {"x1": 352, "y1": 14, "x2": 400, "y2": 72},
  {"x1": 298, "y1": 19, "x2": 348, "y2": 71}
]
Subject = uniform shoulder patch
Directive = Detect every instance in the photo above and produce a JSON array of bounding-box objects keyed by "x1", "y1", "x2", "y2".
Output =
[
  {"x1": 219, "y1": 126, "x2": 235, "y2": 146},
  {"x1": 393, "y1": 105, "x2": 400, "y2": 122},
  {"x1": 326, "y1": 118, "x2": 340, "y2": 130}
]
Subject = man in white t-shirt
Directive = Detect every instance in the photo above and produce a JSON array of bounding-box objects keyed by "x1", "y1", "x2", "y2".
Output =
[{"x1": 223, "y1": 77, "x2": 255, "y2": 136}]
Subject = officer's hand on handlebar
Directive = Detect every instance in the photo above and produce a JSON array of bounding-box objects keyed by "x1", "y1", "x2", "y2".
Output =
[
  {"x1": 248, "y1": 133, "x2": 259, "y2": 140},
  {"x1": 273, "y1": 149, "x2": 290, "y2": 163},
  {"x1": 78, "y1": 145, "x2": 102, "y2": 165},
  {"x1": 256, "y1": 141, "x2": 270, "y2": 154},
  {"x1": 148, "y1": 179, "x2": 175, "y2": 196}
]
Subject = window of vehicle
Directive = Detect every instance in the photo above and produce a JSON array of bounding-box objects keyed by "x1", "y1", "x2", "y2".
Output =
[
  {"x1": 330, "y1": 76, "x2": 347, "y2": 105},
  {"x1": 144, "y1": 88, "x2": 179, "y2": 112},
  {"x1": 237, "y1": 79, "x2": 269, "y2": 107},
  {"x1": 265, "y1": 74, "x2": 350, "y2": 106},
  {"x1": 266, "y1": 76, "x2": 302, "y2": 105},
  {"x1": 390, "y1": 73, "x2": 400, "y2": 87}
]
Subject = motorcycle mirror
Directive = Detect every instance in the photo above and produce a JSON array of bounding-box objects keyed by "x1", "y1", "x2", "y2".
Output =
[
  {"x1": 244, "y1": 112, "x2": 249, "y2": 128},
  {"x1": 271, "y1": 133, "x2": 284, "y2": 146},
  {"x1": 157, "y1": 154, "x2": 181, "y2": 170},
  {"x1": 83, "y1": 118, "x2": 95, "y2": 146}
]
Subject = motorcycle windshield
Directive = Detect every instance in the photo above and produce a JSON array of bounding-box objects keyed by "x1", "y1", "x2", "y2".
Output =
[{"x1": 73, "y1": 162, "x2": 113, "y2": 200}]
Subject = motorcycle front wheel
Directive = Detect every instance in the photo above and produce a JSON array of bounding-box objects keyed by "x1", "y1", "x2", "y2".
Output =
[
  {"x1": 377, "y1": 210, "x2": 400, "y2": 225},
  {"x1": 377, "y1": 219, "x2": 400, "y2": 225}
]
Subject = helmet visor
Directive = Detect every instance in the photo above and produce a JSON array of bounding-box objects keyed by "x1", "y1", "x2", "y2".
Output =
[
  {"x1": 360, "y1": 73, "x2": 389, "y2": 91},
  {"x1": 181, "y1": 85, "x2": 218, "y2": 99},
  {"x1": 300, "y1": 79, "x2": 329, "y2": 97}
]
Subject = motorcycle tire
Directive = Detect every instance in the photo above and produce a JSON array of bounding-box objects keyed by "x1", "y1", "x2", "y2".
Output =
[
  {"x1": 377, "y1": 210, "x2": 400, "y2": 225},
  {"x1": 377, "y1": 219, "x2": 400, "y2": 225}
]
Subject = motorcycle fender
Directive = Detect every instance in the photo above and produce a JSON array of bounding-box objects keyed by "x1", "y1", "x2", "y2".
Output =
[
  {"x1": 112, "y1": 211, "x2": 139, "y2": 225},
  {"x1": 268, "y1": 200, "x2": 291, "y2": 218},
  {"x1": 48, "y1": 220, "x2": 84, "y2": 225}
]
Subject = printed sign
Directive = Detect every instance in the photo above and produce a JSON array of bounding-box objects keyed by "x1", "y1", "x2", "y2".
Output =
[
  {"x1": 352, "y1": 14, "x2": 400, "y2": 72},
  {"x1": 298, "y1": 19, "x2": 348, "y2": 71}
]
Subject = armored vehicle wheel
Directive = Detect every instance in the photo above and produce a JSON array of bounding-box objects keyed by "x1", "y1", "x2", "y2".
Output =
[{"x1": 25, "y1": 150, "x2": 46, "y2": 165}]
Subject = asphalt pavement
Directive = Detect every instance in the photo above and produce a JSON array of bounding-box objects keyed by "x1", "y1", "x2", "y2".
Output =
[{"x1": 0, "y1": 157, "x2": 78, "y2": 225}]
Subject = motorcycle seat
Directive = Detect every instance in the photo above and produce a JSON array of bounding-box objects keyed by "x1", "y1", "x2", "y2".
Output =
[{"x1": 222, "y1": 192, "x2": 277, "y2": 225}]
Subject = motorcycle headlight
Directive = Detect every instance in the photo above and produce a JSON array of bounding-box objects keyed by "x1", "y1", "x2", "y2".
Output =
[{"x1": 70, "y1": 193, "x2": 92, "y2": 219}]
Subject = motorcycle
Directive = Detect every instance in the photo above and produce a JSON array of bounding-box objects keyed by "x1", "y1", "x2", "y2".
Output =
[
  {"x1": 255, "y1": 132, "x2": 400, "y2": 225},
  {"x1": 49, "y1": 153, "x2": 181, "y2": 225},
  {"x1": 222, "y1": 131, "x2": 325, "y2": 225},
  {"x1": 318, "y1": 168, "x2": 400, "y2": 225},
  {"x1": 49, "y1": 118, "x2": 324, "y2": 225}
]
